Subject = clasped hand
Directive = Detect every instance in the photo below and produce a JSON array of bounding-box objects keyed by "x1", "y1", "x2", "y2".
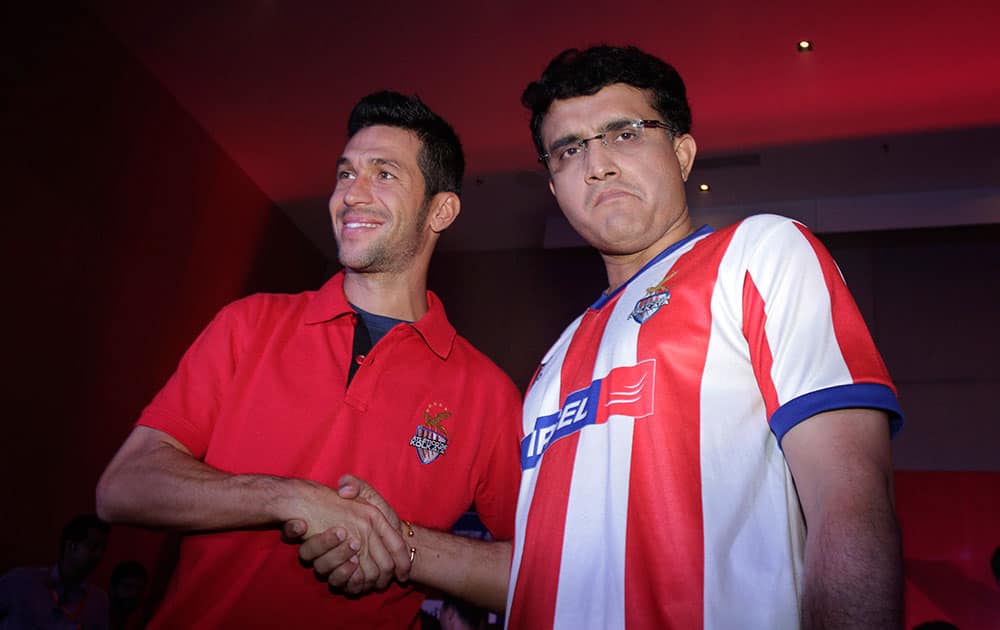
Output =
[{"x1": 284, "y1": 474, "x2": 409, "y2": 595}]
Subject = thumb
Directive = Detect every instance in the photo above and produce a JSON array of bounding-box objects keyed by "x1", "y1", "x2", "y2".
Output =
[
  {"x1": 338, "y1": 475, "x2": 398, "y2": 529},
  {"x1": 281, "y1": 519, "x2": 307, "y2": 542},
  {"x1": 337, "y1": 473, "x2": 362, "y2": 499}
]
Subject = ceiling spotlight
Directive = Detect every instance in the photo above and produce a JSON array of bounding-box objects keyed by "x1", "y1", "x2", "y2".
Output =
[
  {"x1": 698, "y1": 183, "x2": 711, "y2": 192},
  {"x1": 797, "y1": 40, "x2": 813, "y2": 53}
]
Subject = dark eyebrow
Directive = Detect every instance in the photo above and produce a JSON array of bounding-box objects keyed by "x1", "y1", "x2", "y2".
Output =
[
  {"x1": 601, "y1": 117, "x2": 639, "y2": 132},
  {"x1": 547, "y1": 118, "x2": 637, "y2": 153},
  {"x1": 369, "y1": 158, "x2": 401, "y2": 170},
  {"x1": 335, "y1": 157, "x2": 402, "y2": 170},
  {"x1": 548, "y1": 133, "x2": 583, "y2": 154}
]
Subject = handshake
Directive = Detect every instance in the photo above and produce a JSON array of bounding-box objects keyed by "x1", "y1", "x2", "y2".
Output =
[{"x1": 281, "y1": 474, "x2": 414, "y2": 595}]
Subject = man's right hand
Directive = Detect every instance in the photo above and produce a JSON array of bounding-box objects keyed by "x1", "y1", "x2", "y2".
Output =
[
  {"x1": 281, "y1": 479, "x2": 410, "y2": 592},
  {"x1": 97, "y1": 426, "x2": 410, "y2": 594},
  {"x1": 292, "y1": 474, "x2": 410, "y2": 594}
]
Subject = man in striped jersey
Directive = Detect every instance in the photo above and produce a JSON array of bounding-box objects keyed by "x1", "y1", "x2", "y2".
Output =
[
  {"x1": 302, "y1": 45, "x2": 904, "y2": 629},
  {"x1": 504, "y1": 45, "x2": 903, "y2": 629}
]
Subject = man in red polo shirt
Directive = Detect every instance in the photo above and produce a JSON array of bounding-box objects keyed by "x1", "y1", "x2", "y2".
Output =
[
  {"x1": 95, "y1": 91, "x2": 521, "y2": 629},
  {"x1": 299, "y1": 46, "x2": 904, "y2": 629}
]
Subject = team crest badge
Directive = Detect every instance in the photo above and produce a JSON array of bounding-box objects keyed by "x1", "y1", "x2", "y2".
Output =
[
  {"x1": 630, "y1": 271, "x2": 677, "y2": 324},
  {"x1": 408, "y1": 402, "x2": 451, "y2": 464}
]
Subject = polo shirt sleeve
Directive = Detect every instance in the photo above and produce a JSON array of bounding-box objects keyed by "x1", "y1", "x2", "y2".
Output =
[
  {"x1": 137, "y1": 298, "x2": 254, "y2": 459},
  {"x1": 469, "y1": 377, "x2": 523, "y2": 542},
  {"x1": 739, "y1": 217, "x2": 903, "y2": 445}
]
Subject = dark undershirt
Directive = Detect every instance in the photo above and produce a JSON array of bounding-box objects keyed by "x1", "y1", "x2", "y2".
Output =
[{"x1": 351, "y1": 304, "x2": 410, "y2": 346}]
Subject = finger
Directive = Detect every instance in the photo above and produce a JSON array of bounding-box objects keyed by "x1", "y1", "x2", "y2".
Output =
[
  {"x1": 347, "y1": 525, "x2": 397, "y2": 593},
  {"x1": 345, "y1": 475, "x2": 377, "y2": 504},
  {"x1": 281, "y1": 519, "x2": 307, "y2": 543},
  {"x1": 337, "y1": 474, "x2": 361, "y2": 499},
  {"x1": 360, "y1": 487, "x2": 400, "y2": 530},
  {"x1": 312, "y1": 538, "x2": 361, "y2": 577},
  {"x1": 324, "y1": 552, "x2": 361, "y2": 589},
  {"x1": 299, "y1": 527, "x2": 347, "y2": 564},
  {"x1": 363, "y1": 527, "x2": 400, "y2": 590},
  {"x1": 345, "y1": 565, "x2": 364, "y2": 594},
  {"x1": 354, "y1": 541, "x2": 384, "y2": 593},
  {"x1": 373, "y1": 515, "x2": 411, "y2": 582},
  {"x1": 338, "y1": 475, "x2": 401, "y2": 531}
]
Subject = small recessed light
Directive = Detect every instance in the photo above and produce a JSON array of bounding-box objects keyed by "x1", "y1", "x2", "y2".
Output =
[
  {"x1": 797, "y1": 40, "x2": 813, "y2": 53},
  {"x1": 698, "y1": 183, "x2": 711, "y2": 192}
]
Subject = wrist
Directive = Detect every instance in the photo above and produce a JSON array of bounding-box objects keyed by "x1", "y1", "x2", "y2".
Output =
[
  {"x1": 258, "y1": 475, "x2": 310, "y2": 523},
  {"x1": 400, "y1": 519, "x2": 416, "y2": 568}
]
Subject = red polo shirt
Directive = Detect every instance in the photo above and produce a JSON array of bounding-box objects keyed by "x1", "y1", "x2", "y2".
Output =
[{"x1": 138, "y1": 271, "x2": 521, "y2": 629}]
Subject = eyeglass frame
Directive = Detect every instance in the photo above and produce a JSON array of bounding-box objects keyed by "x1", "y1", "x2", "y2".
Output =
[{"x1": 537, "y1": 119, "x2": 677, "y2": 166}]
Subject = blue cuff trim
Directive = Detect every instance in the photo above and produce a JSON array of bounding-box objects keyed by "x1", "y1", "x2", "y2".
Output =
[{"x1": 771, "y1": 383, "x2": 904, "y2": 448}]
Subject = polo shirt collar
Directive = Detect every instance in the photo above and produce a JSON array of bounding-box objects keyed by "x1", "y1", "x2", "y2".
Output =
[
  {"x1": 410, "y1": 290, "x2": 456, "y2": 360},
  {"x1": 303, "y1": 271, "x2": 456, "y2": 359},
  {"x1": 304, "y1": 271, "x2": 354, "y2": 324}
]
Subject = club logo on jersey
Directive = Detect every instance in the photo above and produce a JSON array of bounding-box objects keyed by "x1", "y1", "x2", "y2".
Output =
[
  {"x1": 520, "y1": 360, "x2": 656, "y2": 470},
  {"x1": 408, "y1": 402, "x2": 450, "y2": 464},
  {"x1": 630, "y1": 271, "x2": 677, "y2": 324}
]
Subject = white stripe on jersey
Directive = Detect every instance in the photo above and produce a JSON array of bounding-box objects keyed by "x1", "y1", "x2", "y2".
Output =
[
  {"x1": 700, "y1": 218, "x2": 810, "y2": 627},
  {"x1": 551, "y1": 298, "x2": 638, "y2": 630}
]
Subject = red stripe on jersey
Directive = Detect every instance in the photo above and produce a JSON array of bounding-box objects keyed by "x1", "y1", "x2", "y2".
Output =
[
  {"x1": 623, "y1": 230, "x2": 733, "y2": 628},
  {"x1": 793, "y1": 224, "x2": 894, "y2": 388},
  {"x1": 508, "y1": 307, "x2": 613, "y2": 629},
  {"x1": 742, "y1": 273, "x2": 780, "y2": 418},
  {"x1": 596, "y1": 360, "x2": 657, "y2": 423}
]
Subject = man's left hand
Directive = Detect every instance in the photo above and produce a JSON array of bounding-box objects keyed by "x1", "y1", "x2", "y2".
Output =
[{"x1": 292, "y1": 474, "x2": 411, "y2": 594}]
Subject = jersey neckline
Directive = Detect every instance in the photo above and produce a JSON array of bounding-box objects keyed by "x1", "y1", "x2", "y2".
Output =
[{"x1": 590, "y1": 224, "x2": 714, "y2": 311}]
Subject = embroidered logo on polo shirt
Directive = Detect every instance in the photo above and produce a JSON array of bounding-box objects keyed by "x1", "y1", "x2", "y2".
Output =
[
  {"x1": 408, "y1": 402, "x2": 450, "y2": 464},
  {"x1": 630, "y1": 271, "x2": 677, "y2": 324}
]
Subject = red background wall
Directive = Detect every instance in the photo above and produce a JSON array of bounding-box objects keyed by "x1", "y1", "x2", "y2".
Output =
[{"x1": 897, "y1": 472, "x2": 1000, "y2": 629}]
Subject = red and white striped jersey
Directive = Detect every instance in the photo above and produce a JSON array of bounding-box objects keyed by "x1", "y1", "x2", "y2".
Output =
[{"x1": 506, "y1": 215, "x2": 902, "y2": 629}]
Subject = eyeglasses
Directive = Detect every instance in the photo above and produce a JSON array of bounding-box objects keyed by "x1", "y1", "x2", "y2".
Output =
[{"x1": 539, "y1": 119, "x2": 675, "y2": 174}]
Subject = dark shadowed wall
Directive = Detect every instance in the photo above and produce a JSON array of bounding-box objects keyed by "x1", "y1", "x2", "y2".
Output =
[{"x1": 1, "y1": 3, "x2": 325, "y2": 581}]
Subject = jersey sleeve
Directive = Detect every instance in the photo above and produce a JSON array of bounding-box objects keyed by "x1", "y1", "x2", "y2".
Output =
[
  {"x1": 739, "y1": 217, "x2": 903, "y2": 444},
  {"x1": 136, "y1": 299, "x2": 253, "y2": 458},
  {"x1": 469, "y1": 375, "x2": 523, "y2": 542}
]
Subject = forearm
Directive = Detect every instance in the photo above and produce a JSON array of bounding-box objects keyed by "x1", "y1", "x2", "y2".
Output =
[
  {"x1": 405, "y1": 525, "x2": 511, "y2": 613},
  {"x1": 96, "y1": 426, "x2": 307, "y2": 531},
  {"x1": 800, "y1": 491, "x2": 903, "y2": 629},
  {"x1": 782, "y1": 409, "x2": 903, "y2": 629}
]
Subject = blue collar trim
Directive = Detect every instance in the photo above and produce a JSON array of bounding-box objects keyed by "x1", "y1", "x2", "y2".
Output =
[{"x1": 590, "y1": 224, "x2": 713, "y2": 310}]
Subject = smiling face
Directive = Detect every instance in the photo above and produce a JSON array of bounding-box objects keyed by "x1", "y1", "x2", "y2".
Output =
[
  {"x1": 540, "y1": 83, "x2": 697, "y2": 287},
  {"x1": 330, "y1": 125, "x2": 432, "y2": 274}
]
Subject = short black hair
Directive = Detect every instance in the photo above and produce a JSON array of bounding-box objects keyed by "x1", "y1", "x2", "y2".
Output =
[
  {"x1": 522, "y1": 45, "x2": 692, "y2": 160},
  {"x1": 60, "y1": 514, "x2": 109, "y2": 558},
  {"x1": 347, "y1": 91, "x2": 465, "y2": 197}
]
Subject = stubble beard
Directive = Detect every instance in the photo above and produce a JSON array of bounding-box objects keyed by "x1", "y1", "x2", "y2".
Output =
[{"x1": 337, "y1": 198, "x2": 432, "y2": 274}]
